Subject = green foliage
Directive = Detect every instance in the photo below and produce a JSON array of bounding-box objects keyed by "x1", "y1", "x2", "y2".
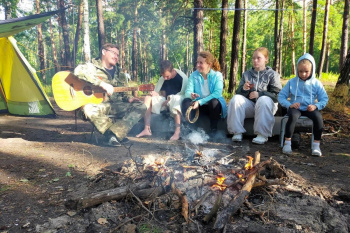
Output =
[
  {"x1": 9, "y1": 0, "x2": 346, "y2": 88},
  {"x1": 319, "y1": 72, "x2": 339, "y2": 82}
]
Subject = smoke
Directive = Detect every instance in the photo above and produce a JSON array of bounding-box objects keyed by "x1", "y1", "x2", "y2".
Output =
[{"x1": 184, "y1": 128, "x2": 209, "y2": 145}]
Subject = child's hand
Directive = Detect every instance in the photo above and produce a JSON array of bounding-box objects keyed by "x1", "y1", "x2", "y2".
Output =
[
  {"x1": 162, "y1": 99, "x2": 170, "y2": 107},
  {"x1": 249, "y1": 91, "x2": 259, "y2": 99},
  {"x1": 128, "y1": 97, "x2": 141, "y2": 103},
  {"x1": 191, "y1": 93, "x2": 200, "y2": 99},
  {"x1": 243, "y1": 81, "x2": 253, "y2": 91},
  {"x1": 307, "y1": 104, "x2": 317, "y2": 112},
  {"x1": 191, "y1": 101, "x2": 200, "y2": 109},
  {"x1": 290, "y1": 103, "x2": 300, "y2": 109}
]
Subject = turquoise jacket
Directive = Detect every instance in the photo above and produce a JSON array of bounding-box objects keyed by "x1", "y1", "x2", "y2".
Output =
[
  {"x1": 278, "y1": 53, "x2": 329, "y2": 111},
  {"x1": 185, "y1": 69, "x2": 227, "y2": 118}
]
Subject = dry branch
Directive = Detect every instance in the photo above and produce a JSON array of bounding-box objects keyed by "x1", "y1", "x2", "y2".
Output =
[
  {"x1": 203, "y1": 191, "x2": 222, "y2": 223},
  {"x1": 213, "y1": 151, "x2": 261, "y2": 229},
  {"x1": 65, "y1": 180, "x2": 150, "y2": 210}
]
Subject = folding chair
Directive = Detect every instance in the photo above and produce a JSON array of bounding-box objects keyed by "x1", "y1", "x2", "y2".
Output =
[{"x1": 280, "y1": 116, "x2": 314, "y2": 149}]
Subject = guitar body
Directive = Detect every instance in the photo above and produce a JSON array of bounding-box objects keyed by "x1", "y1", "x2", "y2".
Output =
[
  {"x1": 52, "y1": 71, "x2": 154, "y2": 111},
  {"x1": 52, "y1": 71, "x2": 104, "y2": 111}
]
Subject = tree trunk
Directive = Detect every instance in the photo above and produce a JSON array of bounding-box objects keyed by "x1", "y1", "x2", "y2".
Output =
[
  {"x1": 193, "y1": 0, "x2": 204, "y2": 68},
  {"x1": 325, "y1": 40, "x2": 331, "y2": 73},
  {"x1": 336, "y1": 50, "x2": 350, "y2": 86},
  {"x1": 219, "y1": 0, "x2": 228, "y2": 81},
  {"x1": 139, "y1": 31, "x2": 144, "y2": 82},
  {"x1": 185, "y1": 32, "x2": 190, "y2": 75},
  {"x1": 161, "y1": 28, "x2": 166, "y2": 61},
  {"x1": 228, "y1": 0, "x2": 242, "y2": 93},
  {"x1": 132, "y1": 1, "x2": 139, "y2": 82},
  {"x1": 96, "y1": 0, "x2": 105, "y2": 51},
  {"x1": 83, "y1": 0, "x2": 91, "y2": 62},
  {"x1": 127, "y1": 40, "x2": 131, "y2": 73},
  {"x1": 36, "y1": 0, "x2": 46, "y2": 82},
  {"x1": 317, "y1": 0, "x2": 330, "y2": 78},
  {"x1": 121, "y1": 29, "x2": 125, "y2": 69},
  {"x1": 72, "y1": 0, "x2": 83, "y2": 68},
  {"x1": 208, "y1": 21, "x2": 212, "y2": 52},
  {"x1": 278, "y1": 0, "x2": 285, "y2": 75},
  {"x1": 309, "y1": 0, "x2": 317, "y2": 55},
  {"x1": 273, "y1": 0, "x2": 280, "y2": 73},
  {"x1": 339, "y1": 0, "x2": 349, "y2": 71},
  {"x1": 58, "y1": 0, "x2": 72, "y2": 70},
  {"x1": 143, "y1": 42, "x2": 148, "y2": 82},
  {"x1": 49, "y1": 18, "x2": 59, "y2": 73},
  {"x1": 303, "y1": 0, "x2": 307, "y2": 54},
  {"x1": 240, "y1": 0, "x2": 247, "y2": 75},
  {"x1": 290, "y1": 6, "x2": 296, "y2": 75}
]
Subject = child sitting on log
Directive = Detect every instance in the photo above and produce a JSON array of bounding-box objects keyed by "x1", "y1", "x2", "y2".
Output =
[{"x1": 278, "y1": 53, "x2": 329, "y2": 156}]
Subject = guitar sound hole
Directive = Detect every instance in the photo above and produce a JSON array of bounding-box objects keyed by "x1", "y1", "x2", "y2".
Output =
[{"x1": 83, "y1": 86, "x2": 93, "y2": 96}]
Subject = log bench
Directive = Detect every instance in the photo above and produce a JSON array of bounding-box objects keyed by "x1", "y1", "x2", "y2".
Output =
[{"x1": 129, "y1": 112, "x2": 314, "y2": 142}]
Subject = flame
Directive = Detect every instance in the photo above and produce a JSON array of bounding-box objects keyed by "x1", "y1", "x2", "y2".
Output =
[
  {"x1": 211, "y1": 174, "x2": 227, "y2": 191},
  {"x1": 244, "y1": 156, "x2": 254, "y2": 170},
  {"x1": 153, "y1": 158, "x2": 165, "y2": 172}
]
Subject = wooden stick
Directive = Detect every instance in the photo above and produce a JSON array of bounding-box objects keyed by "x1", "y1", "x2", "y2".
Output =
[
  {"x1": 203, "y1": 191, "x2": 223, "y2": 223},
  {"x1": 191, "y1": 190, "x2": 213, "y2": 211},
  {"x1": 65, "y1": 180, "x2": 150, "y2": 210},
  {"x1": 213, "y1": 151, "x2": 261, "y2": 229}
]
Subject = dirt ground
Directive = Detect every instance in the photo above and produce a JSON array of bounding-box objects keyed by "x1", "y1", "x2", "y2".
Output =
[{"x1": 0, "y1": 100, "x2": 349, "y2": 233}]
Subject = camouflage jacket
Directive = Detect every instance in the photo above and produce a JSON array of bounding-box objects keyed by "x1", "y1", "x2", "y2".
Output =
[{"x1": 74, "y1": 58, "x2": 130, "y2": 102}]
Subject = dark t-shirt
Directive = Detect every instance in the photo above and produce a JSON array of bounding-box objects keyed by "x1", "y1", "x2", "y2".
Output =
[
  {"x1": 160, "y1": 73, "x2": 183, "y2": 98},
  {"x1": 105, "y1": 66, "x2": 116, "y2": 80}
]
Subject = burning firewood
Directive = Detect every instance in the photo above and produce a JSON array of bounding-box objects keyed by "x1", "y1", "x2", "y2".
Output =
[{"x1": 213, "y1": 151, "x2": 261, "y2": 229}]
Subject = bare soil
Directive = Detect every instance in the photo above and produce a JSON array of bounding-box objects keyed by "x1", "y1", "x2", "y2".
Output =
[{"x1": 0, "y1": 100, "x2": 349, "y2": 233}]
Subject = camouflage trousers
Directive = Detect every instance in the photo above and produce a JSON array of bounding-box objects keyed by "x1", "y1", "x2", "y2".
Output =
[{"x1": 81, "y1": 100, "x2": 146, "y2": 140}]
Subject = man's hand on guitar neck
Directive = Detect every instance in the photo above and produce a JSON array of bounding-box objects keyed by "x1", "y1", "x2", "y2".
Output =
[{"x1": 100, "y1": 81, "x2": 114, "y2": 96}]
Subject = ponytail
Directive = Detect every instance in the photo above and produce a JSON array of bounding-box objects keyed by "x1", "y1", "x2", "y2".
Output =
[{"x1": 212, "y1": 58, "x2": 221, "y2": 72}]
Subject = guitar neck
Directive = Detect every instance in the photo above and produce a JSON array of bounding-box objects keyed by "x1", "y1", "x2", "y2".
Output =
[{"x1": 113, "y1": 86, "x2": 138, "y2": 92}]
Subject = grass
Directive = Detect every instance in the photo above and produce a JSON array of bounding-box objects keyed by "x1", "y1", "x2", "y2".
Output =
[
  {"x1": 0, "y1": 185, "x2": 11, "y2": 193},
  {"x1": 138, "y1": 223, "x2": 163, "y2": 233},
  {"x1": 282, "y1": 72, "x2": 339, "y2": 82}
]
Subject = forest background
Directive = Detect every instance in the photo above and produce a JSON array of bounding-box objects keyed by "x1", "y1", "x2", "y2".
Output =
[{"x1": 0, "y1": 0, "x2": 349, "y2": 99}]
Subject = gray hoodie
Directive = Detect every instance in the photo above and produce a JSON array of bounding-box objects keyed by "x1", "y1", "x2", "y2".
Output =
[{"x1": 236, "y1": 66, "x2": 282, "y2": 103}]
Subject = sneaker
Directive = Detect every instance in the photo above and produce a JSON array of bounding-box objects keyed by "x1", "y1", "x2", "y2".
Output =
[
  {"x1": 252, "y1": 134, "x2": 268, "y2": 144},
  {"x1": 282, "y1": 144, "x2": 292, "y2": 155},
  {"x1": 104, "y1": 136, "x2": 122, "y2": 147},
  {"x1": 232, "y1": 134, "x2": 243, "y2": 142},
  {"x1": 312, "y1": 148, "x2": 322, "y2": 157}
]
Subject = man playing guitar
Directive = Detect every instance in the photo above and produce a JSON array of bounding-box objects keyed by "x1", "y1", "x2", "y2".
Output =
[{"x1": 74, "y1": 43, "x2": 146, "y2": 146}]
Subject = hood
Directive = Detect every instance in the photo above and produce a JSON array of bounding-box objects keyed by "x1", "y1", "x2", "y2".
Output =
[{"x1": 296, "y1": 53, "x2": 316, "y2": 81}]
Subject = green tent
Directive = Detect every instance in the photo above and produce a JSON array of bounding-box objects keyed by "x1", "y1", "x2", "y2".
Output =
[{"x1": 0, "y1": 10, "x2": 62, "y2": 117}]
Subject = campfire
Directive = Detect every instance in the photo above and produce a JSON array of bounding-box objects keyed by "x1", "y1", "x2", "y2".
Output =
[{"x1": 65, "y1": 146, "x2": 288, "y2": 230}]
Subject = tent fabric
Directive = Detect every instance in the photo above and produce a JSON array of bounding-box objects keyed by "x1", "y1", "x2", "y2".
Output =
[
  {"x1": 0, "y1": 38, "x2": 55, "y2": 117},
  {"x1": 0, "y1": 9, "x2": 61, "y2": 116},
  {"x1": 0, "y1": 9, "x2": 63, "y2": 38}
]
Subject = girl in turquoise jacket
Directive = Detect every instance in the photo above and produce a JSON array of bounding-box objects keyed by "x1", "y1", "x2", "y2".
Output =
[{"x1": 182, "y1": 51, "x2": 227, "y2": 132}]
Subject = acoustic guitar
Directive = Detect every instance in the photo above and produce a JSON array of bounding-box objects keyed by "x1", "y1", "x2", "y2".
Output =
[{"x1": 52, "y1": 71, "x2": 154, "y2": 111}]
